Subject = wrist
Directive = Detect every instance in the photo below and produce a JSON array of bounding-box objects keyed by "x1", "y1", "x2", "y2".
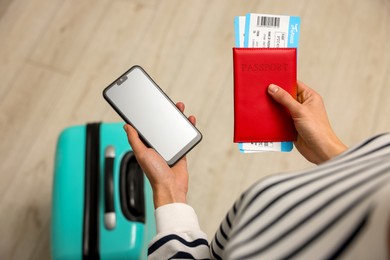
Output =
[
  {"x1": 320, "y1": 134, "x2": 347, "y2": 163},
  {"x1": 152, "y1": 185, "x2": 187, "y2": 209}
]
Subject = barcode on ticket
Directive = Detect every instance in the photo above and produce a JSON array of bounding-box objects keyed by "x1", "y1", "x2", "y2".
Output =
[
  {"x1": 250, "y1": 142, "x2": 274, "y2": 148},
  {"x1": 257, "y1": 16, "x2": 280, "y2": 28}
]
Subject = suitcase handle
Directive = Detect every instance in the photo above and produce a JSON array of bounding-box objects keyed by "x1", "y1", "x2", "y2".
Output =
[
  {"x1": 104, "y1": 146, "x2": 116, "y2": 230},
  {"x1": 119, "y1": 152, "x2": 145, "y2": 223},
  {"x1": 83, "y1": 123, "x2": 100, "y2": 259}
]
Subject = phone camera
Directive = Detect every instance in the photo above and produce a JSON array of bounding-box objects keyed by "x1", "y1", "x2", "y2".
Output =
[{"x1": 116, "y1": 75, "x2": 128, "y2": 86}]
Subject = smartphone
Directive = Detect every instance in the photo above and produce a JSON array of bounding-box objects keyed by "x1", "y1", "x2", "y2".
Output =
[{"x1": 103, "y1": 65, "x2": 202, "y2": 166}]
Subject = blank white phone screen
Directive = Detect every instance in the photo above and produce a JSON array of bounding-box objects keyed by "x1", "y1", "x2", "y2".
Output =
[{"x1": 105, "y1": 67, "x2": 198, "y2": 162}]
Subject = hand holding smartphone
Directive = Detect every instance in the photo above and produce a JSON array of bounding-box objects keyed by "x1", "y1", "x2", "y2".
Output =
[{"x1": 103, "y1": 65, "x2": 202, "y2": 166}]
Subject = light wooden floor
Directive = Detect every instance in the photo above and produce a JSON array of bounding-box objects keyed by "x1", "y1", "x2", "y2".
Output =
[{"x1": 1, "y1": 0, "x2": 389, "y2": 258}]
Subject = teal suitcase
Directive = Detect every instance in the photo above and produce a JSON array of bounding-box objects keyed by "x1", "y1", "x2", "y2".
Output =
[{"x1": 51, "y1": 122, "x2": 156, "y2": 259}]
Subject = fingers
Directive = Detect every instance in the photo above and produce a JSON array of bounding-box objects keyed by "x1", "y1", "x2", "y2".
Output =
[
  {"x1": 176, "y1": 102, "x2": 185, "y2": 113},
  {"x1": 176, "y1": 102, "x2": 196, "y2": 126},
  {"x1": 188, "y1": 115, "x2": 196, "y2": 126},
  {"x1": 268, "y1": 84, "x2": 301, "y2": 114},
  {"x1": 297, "y1": 80, "x2": 311, "y2": 93}
]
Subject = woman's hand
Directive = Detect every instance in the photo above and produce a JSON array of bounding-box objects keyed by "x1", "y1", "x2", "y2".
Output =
[
  {"x1": 123, "y1": 102, "x2": 196, "y2": 208},
  {"x1": 268, "y1": 81, "x2": 347, "y2": 164}
]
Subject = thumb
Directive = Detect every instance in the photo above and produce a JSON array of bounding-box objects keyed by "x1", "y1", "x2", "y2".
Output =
[
  {"x1": 268, "y1": 84, "x2": 300, "y2": 114},
  {"x1": 123, "y1": 124, "x2": 146, "y2": 154}
]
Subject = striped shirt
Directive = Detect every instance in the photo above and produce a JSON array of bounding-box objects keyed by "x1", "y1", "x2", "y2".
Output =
[{"x1": 148, "y1": 133, "x2": 390, "y2": 259}]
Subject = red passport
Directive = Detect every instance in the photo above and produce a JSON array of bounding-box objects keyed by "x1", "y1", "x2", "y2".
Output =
[{"x1": 233, "y1": 48, "x2": 297, "y2": 143}]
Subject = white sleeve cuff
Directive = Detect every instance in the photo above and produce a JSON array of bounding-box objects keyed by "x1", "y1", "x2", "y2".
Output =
[{"x1": 154, "y1": 203, "x2": 201, "y2": 234}]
